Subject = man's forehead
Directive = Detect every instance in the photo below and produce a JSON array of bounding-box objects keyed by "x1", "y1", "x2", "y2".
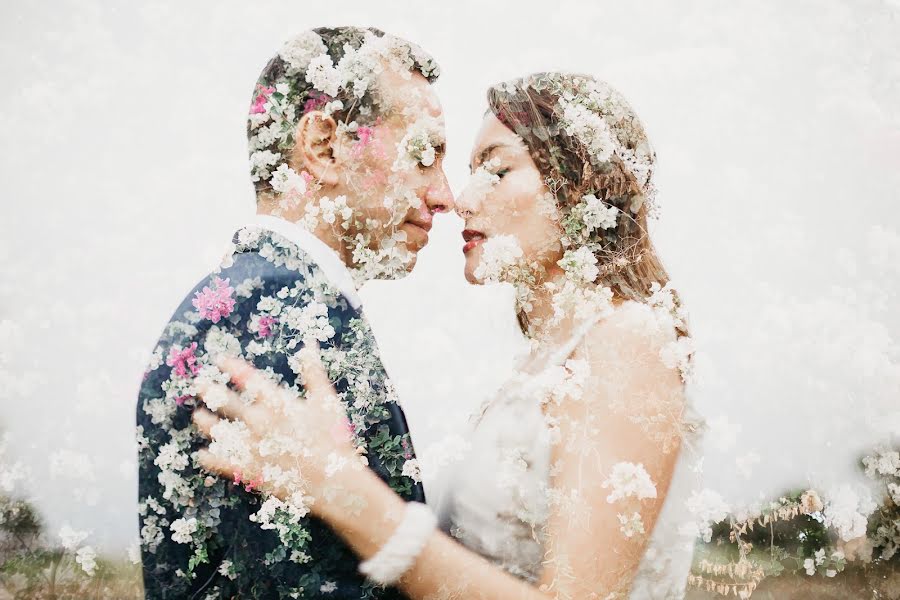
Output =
[{"x1": 376, "y1": 68, "x2": 443, "y2": 119}]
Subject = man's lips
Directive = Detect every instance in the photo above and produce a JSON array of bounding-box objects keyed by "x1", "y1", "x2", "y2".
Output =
[
  {"x1": 401, "y1": 220, "x2": 431, "y2": 250},
  {"x1": 404, "y1": 220, "x2": 432, "y2": 233},
  {"x1": 462, "y1": 229, "x2": 485, "y2": 254}
]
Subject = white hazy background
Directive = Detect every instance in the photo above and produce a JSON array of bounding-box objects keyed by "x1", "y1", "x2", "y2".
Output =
[{"x1": 1, "y1": 1, "x2": 898, "y2": 553}]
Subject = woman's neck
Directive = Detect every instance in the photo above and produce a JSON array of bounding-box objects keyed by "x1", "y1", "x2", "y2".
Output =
[{"x1": 517, "y1": 267, "x2": 572, "y2": 343}]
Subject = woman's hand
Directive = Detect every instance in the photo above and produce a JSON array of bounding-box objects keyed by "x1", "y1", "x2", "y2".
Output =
[{"x1": 192, "y1": 345, "x2": 364, "y2": 515}]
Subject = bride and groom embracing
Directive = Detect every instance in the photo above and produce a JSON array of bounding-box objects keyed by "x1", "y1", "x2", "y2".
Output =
[{"x1": 136, "y1": 26, "x2": 706, "y2": 600}]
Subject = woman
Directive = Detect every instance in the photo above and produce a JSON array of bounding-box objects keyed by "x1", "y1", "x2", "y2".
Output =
[{"x1": 193, "y1": 73, "x2": 705, "y2": 599}]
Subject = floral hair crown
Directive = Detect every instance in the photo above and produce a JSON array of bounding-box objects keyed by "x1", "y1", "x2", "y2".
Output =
[{"x1": 494, "y1": 73, "x2": 658, "y2": 216}]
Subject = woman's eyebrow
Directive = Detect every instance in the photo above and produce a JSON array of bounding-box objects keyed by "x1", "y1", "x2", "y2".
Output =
[{"x1": 470, "y1": 143, "x2": 511, "y2": 171}]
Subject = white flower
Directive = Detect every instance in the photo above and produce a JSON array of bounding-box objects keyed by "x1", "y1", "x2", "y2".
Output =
[
  {"x1": 683, "y1": 488, "x2": 730, "y2": 543},
  {"x1": 218, "y1": 559, "x2": 236, "y2": 580},
  {"x1": 401, "y1": 458, "x2": 422, "y2": 483},
  {"x1": 250, "y1": 150, "x2": 281, "y2": 182},
  {"x1": 558, "y1": 246, "x2": 599, "y2": 284},
  {"x1": 618, "y1": 512, "x2": 645, "y2": 538},
  {"x1": 170, "y1": 517, "x2": 199, "y2": 544},
  {"x1": 559, "y1": 100, "x2": 615, "y2": 164},
  {"x1": 863, "y1": 449, "x2": 900, "y2": 478},
  {"x1": 270, "y1": 164, "x2": 308, "y2": 197},
  {"x1": 282, "y1": 301, "x2": 336, "y2": 343},
  {"x1": 462, "y1": 158, "x2": 501, "y2": 207},
  {"x1": 143, "y1": 398, "x2": 176, "y2": 425},
  {"x1": 803, "y1": 557, "x2": 816, "y2": 575},
  {"x1": 392, "y1": 115, "x2": 443, "y2": 172},
  {"x1": 602, "y1": 462, "x2": 657, "y2": 503},
  {"x1": 580, "y1": 194, "x2": 619, "y2": 232},
  {"x1": 660, "y1": 335, "x2": 696, "y2": 382},
  {"x1": 237, "y1": 227, "x2": 263, "y2": 248},
  {"x1": 305, "y1": 54, "x2": 342, "y2": 97},
  {"x1": 208, "y1": 420, "x2": 254, "y2": 469},
  {"x1": 59, "y1": 525, "x2": 89, "y2": 551},
  {"x1": 320, "y1": 581, "x2": 338, "y2": 593},
  {"x1": 279, "y1": 31, "x2": 328, "y2": 75},
  {"x1": 823, "y1": 484, "x2": 877, "y2": 541},
  {"x1": 473, "y1": 235, "x2": 524, "y2": 283},
  {"x1": 75, "y1": 545, "x2": 98, "y2": 576},
  {"x1": 888, "y1": 482, "x2": 900, "y2": 506},
  {"x1": 324, "y1": 452, "x2": 349, "y2": 478},
  {"x1": 154, "y1": 440, "x2": 189, "y2": 472},
  {"x1": 318, "y1": 195, "x2": 353, "y2": 227}
]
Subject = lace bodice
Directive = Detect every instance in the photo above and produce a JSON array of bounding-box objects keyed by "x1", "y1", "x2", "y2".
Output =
[{"x1": 438, "y1": 307, "x2": 706, "y2": 598}]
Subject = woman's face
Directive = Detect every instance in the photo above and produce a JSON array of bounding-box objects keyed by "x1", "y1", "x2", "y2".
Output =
[{"x1": 456, "y1": 113, "x2": 564, "y2": 284}]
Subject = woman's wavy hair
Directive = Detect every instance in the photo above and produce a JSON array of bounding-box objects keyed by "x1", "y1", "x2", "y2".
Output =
[{"x1": 486, "y1": 73, "x2": 678, "y2": 310}]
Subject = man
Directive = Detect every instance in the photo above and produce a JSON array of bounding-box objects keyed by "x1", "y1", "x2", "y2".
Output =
[{"x1": 137, "y1": 26, "x2": 452, "y2": 599}]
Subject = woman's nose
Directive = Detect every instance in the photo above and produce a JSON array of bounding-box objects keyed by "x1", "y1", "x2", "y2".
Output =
[{"x1": 454, "y1": 178, "x2": 482, "y2": 218}]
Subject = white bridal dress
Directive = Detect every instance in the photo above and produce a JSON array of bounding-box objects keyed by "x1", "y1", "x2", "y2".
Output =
[{"x1": 437, "y1": 304, "x2": 706, "y2": 599}]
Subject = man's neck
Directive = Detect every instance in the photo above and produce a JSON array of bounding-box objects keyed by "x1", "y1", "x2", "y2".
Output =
[{"x1": 256, "y1": 202, "x2": 353, "y2": 267}]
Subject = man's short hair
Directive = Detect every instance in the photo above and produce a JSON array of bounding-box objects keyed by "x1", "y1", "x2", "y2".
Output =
[{"x1": 247, "y1": 26, "x2": 440, "y2": 195}]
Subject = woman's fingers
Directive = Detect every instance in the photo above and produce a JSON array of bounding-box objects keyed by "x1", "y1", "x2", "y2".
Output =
[
  {"x1": 196, "y1": 448, "x2": 235, "y2": 478},
  {"x1": 214, "y1": 355, "x2": 287, "y2": 410},
  {"x1": 195, "y1": 380, "x2": 248, "y2": 421},
  {"x1": 296, "y1": 342, "x2": 339, "y2": 407},
  {"x1": 216, "y1": 356, "x2": 267, "y2": 391},
  {"x1": 192, "y1": 407, "x2": 222, "y2": 438}
]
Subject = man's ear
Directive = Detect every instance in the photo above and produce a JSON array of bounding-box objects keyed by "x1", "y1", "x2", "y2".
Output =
[{"x1": 290, "y1": 111, "x2": 342, "y2": 186}]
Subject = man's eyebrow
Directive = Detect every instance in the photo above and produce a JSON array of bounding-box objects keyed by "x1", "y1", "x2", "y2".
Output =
[{"x1": 470, "y1": 143, "x2": 510, "y2": 171}]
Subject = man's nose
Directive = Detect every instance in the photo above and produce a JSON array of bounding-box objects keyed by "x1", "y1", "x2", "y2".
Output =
[{"x1": 423, "y1": 173, "x2": 454, "y2": 215}]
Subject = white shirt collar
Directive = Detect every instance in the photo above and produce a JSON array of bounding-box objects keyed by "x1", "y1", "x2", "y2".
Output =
[{"x1": 246, "y1": 214, "x2": 362, "y2": 309}]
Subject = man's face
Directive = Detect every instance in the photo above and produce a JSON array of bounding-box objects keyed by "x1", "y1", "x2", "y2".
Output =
[{"x1": 334, "y1": 69, "x2": 453, "y2": 272}]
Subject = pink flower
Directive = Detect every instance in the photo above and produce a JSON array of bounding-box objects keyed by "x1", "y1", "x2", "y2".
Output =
[
  {"x1": 351, "y1": 121, "x2": 387, "y2": 160},
  {"x1": 401, "y1": 437, "x2": 413, "y2": 460},
  {"x1": 257, "y1": 315, "x2": 277, "y2": 338},
  {"x1": 166, "y1": 342, "x2": 200, "y2": 378},
  {"x1": 193, "y1": 277, "x2": 236, "y2": 323},
  {"x1": 303, "y1": 91, "x2": 331, "y2": 114},
  {"x1": 250, "y1": 84, "x2": 275, "y2": 115},
  {"x1": 232, "y1": 469, "x2": 260, "y2": 491}
]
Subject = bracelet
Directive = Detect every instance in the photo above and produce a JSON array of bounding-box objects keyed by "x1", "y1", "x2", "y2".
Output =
[{"x1": 358, "y1": 501, "x2": 437, "y2": 586}]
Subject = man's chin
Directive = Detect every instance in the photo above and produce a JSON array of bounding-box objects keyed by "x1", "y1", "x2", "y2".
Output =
[
  {"x1": 402, "y1": 253, "x2": 418, "y2": 273},
  {"x1": 399, "y1": 223, "x2": 429, "y2": 254}
]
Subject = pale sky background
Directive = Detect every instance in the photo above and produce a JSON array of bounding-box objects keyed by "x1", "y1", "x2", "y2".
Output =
[{"x1": 1, "y1": 0, "x2": 898, "y2": 553}]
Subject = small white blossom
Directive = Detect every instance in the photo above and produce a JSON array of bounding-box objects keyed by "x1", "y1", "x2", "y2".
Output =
[
  {"x1": 279, "y1": 31, "x2": 328, "y2": 75},
  {"x1": 305, "y1": 54, "x2": 342, "y2": 97},
  {"x1": 401, "y1": 458, "x2": 422, "y2": 483},
  {"x1": 823, "y1": 484, "x2": 877, "y2": 541},
  {"x1": 618, "y1": 512, "x2": 645, "y2": 538},
  {"x1": 75, "y1": 546, "x2": 98, "y2": 576},
  {"x1": 474, "y1": 235, "x2": 523, "y2": 283},
  {"x1": 558, "y1": 246, "x2": 599, "y2": 283},
  {"x1": 170, "y1": 517, "x2": 199, "y2": 544},
  {"x1": 580, "y1": 194, "x2": 619, "y2": 232},
  {"x1": 59, "y1": 526, "x2": 89, "y2": 551},
  {"x1": 270, "y1": 164, "x2": 308, "y2": 197}
]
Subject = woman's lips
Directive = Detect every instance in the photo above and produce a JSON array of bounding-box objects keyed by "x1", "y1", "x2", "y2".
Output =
[{"x1": 462, "y1": 229, "x2": 485, "y2": 254}]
